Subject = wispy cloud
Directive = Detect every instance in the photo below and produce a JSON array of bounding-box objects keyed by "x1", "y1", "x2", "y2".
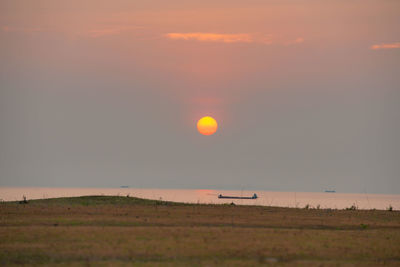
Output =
[
  {"x1": 291, "y1": 37, "x2": 304, "y2": 44},
  {"x1": 89, "y1": 28, "x2": 123, "y2": 38},
  {"x1": 370, "y1": 42, "x2": 400, "y2": 50},
  {"x1": 165, "y1": 32, "x2": 304, "y2": 46},
  {"x1": 2, "y1": 25, "x2": 43, "y2": 33},
  {"x1": 87, "y1": 25, "x2": 144, "y2": 38},
  {"x1": 284, "y1": 37, "x2": 305, "y2": 46},
  {"x1": 165, "y1": 32, "x2": 253, "y2": 43}
]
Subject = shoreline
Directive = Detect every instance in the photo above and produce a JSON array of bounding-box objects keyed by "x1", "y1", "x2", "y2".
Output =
[
  {"x1": 2, "y1": 194, "x2": 398, "y2": 212},
  {"x1": 1, "y1": 187, "x2": 399, "y2": 210}
]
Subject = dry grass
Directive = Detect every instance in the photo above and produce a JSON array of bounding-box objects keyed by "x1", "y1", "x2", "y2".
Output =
[{"x1": 0, "y1": 196, "x2": 399, "y2": 266}]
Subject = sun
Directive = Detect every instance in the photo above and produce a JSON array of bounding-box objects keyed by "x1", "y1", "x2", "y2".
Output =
[{"x1": 197, "y1": 116, "x2": 218, "y2": 136}]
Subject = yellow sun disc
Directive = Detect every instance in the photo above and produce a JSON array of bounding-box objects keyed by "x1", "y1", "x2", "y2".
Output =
[{"x1": 197, "y1": 116, "x2": 218, "y2": 136}]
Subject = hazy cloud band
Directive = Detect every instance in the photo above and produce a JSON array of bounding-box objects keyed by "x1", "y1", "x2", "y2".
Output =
[{"x1": 370, "y1": 42, "x2": 400, "y2": 50}]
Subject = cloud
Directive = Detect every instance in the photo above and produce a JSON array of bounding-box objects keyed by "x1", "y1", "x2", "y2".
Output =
[
  {"x1": 87, "y1": 26, "x2": 144, "y2": 38},
  {"x1": 370, "y1": 42, "x2": 400, "y2": 50},
  {"x1": 2, "y1": 25, "x2": 43, "y2": 33},
  {"x1": 88, "y1": 28, "x2": 123, "y2": 38},
  {"x1": 165, "y1": 32, "x2": 305, "y2": 46},
  {"x1": 284, "y1": 37, "x2": 305, "y2": 46},
  {"x1": 293, "y1": 37, "x2": 305, "y2": 44},
  {"x1": 165, "y1": 32, "x2": 253, "y2": 43}
]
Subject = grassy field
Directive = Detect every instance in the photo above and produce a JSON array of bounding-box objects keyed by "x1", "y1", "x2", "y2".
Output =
[{"x1": 0, "y1": 196, "x2": 399, "y2": 266}]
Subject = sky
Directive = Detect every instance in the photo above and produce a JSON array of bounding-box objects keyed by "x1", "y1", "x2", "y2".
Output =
[{"x1": 0, "y1": 0, "x2": 399, "y2": 194}]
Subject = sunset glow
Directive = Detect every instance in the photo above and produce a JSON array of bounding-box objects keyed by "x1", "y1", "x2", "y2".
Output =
[
  {"x1": 1, "y1": 1, "x2": 400, "y2": 264},
  {"x1": 1, "y1": 0, "x2": 399, "y2": 196},
  {"x1": 165, "y1": 32, "x2": 253, "y2": 43}
]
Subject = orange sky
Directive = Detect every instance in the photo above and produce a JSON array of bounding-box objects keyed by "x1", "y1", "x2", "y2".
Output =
[{"x1": 1, "y1": 0, "x2": 400, "y2": 193}]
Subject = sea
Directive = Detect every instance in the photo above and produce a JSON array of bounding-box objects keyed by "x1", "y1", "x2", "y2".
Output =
[{"x1": 1, "y1": 187, "x2": 399, "y2": 210}]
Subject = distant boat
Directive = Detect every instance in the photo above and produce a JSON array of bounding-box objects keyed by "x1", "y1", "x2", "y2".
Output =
[
  {"x1": 120, "y1": 186, "x2": 129, "y2": 188},
  {"x1": 325, "y1": 190, "x2": 336, "y2": 193},
  {"x1": 218, "y1": 193, "x2": 258, "y2": 199}
]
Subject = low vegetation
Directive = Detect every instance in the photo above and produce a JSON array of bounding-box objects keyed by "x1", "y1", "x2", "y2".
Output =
[{"x1": 1, "y1": 196, "x2": 399, "y2": 266}]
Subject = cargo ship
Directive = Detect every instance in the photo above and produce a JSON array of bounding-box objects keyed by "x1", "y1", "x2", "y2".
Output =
[{"x1": 218, "y1": 193, "x2": 258, "y2": 199}]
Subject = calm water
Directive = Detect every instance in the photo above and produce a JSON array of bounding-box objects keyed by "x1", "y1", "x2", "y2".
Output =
[{"x1": 1, "y1": 187, "x2": 399, "y2": 210}]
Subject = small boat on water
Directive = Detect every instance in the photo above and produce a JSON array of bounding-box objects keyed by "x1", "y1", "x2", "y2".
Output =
[
  {"x1": 325, "y1": 190, "x2": 336, "y2": 193},
  {"x1": 218, "y1": 193, "x2": 258, "y2": 199}
]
